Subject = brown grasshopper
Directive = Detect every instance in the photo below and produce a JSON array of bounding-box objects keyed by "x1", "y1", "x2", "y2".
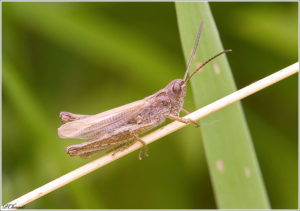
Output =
[{"x1": 58, "y1": 21, "x2": 231, "y2": 159}]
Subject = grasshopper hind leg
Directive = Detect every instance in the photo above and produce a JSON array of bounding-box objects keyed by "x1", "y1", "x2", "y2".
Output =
[
  {"x1": 76, "y1": 139, "x2": 130, "y2": 159},
  {"x1": 79, "y1": 150, "x2": 102, "y2": 159},
  {"x1": 67, "y1": 128, "x2": 149, "y2": 160},
  {"x1": 110, "y1": 139, "x2": 136, "y2": 156}
]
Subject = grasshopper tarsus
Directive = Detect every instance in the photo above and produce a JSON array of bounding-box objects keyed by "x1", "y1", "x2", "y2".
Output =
[
  {"x1": 138, "y1": 146, "x2": 149, "y2": 160},
  {"x1": 180, "y1": 108, "x2": 200, "y2": 127},
  {"x1": 187, "y1": 118, "x2": 200, "y2": 128},
  {"x1": 138, "y1": 149, "x2": 148, "y2": 160},
  {"x1": 193, "y1": 120, "x2": 200, "y2": 128},
  {"x1": 138, "y1": 148, "x2": 149, "y2": 160},
  {"x1": 138, "y1": 150, "x2": 142, "y2": 160}
]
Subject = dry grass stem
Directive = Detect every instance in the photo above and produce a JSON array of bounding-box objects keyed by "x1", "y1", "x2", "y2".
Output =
[{"x1": 4, "y1": 62, "x2": 298, "y2": 209}]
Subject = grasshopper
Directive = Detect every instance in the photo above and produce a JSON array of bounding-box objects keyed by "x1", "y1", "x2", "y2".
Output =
[{"x1": 58, "y1": 21, "x2": 231, "y2": 160}]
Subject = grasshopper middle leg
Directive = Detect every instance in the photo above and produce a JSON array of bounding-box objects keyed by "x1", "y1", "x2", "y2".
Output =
[
  {"x1": 130, "y1": 132, "x2": 148, "y2": 160},
  {"x1": 111, "y1": 131, "x2": 148, "y2": 160}
]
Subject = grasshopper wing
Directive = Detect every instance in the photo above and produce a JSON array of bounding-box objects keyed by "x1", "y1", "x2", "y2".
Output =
[{"x1": 58, "y1": 99, "x2": 147, "y2": 139}]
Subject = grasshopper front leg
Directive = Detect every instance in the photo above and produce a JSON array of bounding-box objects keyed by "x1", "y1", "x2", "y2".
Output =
[
  {"x1": 166, "y1": 113, "x2": 200, "y2": 127},
  {"x1": 67, "y1": 128, "x2": 149, "y2": 160},
  {"x1": 60, "y1": 112, "x2": 91, "y2": 123}
]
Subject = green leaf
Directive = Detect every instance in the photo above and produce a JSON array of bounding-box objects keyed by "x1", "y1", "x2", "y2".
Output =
[{"x1": 175, "y1": 2, "x2": 270, "y2": 209}]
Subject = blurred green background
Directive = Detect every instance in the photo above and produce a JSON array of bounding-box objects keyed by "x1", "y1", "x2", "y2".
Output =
[{"x1": 2, "y1": 2, "x2": 297, "y2": 209}]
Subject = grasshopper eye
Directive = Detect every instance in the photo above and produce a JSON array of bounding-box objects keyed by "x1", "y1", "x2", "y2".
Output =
[{"x1": 172, "y1": 83, "x2": 181, "y2": 93}]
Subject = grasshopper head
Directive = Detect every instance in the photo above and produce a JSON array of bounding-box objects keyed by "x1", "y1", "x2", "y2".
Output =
[
  {"x1": 166, "y1": 79, "x2": 187, "y2": 99},
  {"x1": 165, "y1": 79, "x2": 187, "y2": 114}
]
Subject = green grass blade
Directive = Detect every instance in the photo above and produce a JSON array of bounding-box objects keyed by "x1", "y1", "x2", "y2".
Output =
[{"x1": 175, "y1": 2, "x2": 270, "y2": 209}]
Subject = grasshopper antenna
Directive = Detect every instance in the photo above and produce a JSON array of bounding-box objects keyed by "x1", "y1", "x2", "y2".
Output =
[
  {"x1": 185, "y1": 49, "x2": 232, "y2": 84},
  {"x1": 183, "y1": 21, "x2": 204, "y2": 81}
]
